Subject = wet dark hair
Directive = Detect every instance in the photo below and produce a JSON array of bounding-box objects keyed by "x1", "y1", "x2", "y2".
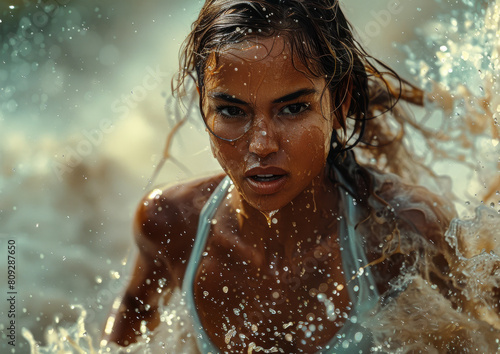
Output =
[{"x1": 174, "y1": 0, "x2": 425, "y2": 182}]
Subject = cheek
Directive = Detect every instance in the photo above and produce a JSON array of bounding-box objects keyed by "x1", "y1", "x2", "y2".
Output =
[
  {"x1": 296, "y1": 121, "x2": 333, "y2": 159},
  {"x1": 209, "y1": 137, "x2": 241, "y2": 175},
  {"x1": 287, "y1": 124, "x2": 331, "y2": 170}
]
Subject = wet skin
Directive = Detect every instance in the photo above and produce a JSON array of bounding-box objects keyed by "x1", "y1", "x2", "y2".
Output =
[
  {"x1": 104, "y1": 37, "x2": 457, "y2": 352},
  {"x1": 202, "y1": 37, "x2": 339, "y2": 214}
]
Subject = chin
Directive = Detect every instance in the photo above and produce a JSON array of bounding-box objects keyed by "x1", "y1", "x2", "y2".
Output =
[{"x1": 243, "y1": 189, "x2": 298, "y2": 214}]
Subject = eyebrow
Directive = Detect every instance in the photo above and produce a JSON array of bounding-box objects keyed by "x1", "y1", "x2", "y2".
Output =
[
  {"x1": 209, "y1": 92, "x2": 247, "y2": 105},
  {"x1": 273, "y1": 88, "x2": 317, "y2": 103},
  {"x1": 208, "y1": 88, "x2": 318, "y2": 105}
]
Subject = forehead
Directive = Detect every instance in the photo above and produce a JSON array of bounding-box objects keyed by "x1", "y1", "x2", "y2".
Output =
[
  {"x1": 205, "y1": 37, "x2": 323, "y2": 92},
  {"x1": 219, "y1": 36, "x2": 289, "y2": 62}
]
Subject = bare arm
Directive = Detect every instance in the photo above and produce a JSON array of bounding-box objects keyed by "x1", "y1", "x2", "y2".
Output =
[
  {"x1": 103, "y1": 174, "x2": 224, "y2": 346},
  {"x1": 103, "y1": 198, "x2": 174, "y2": 346}
]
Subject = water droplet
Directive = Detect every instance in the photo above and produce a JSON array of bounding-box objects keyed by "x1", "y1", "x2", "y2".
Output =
[
  {"x1": 356, "y1": 267, "x2": 364, "y2": 277},
  {"x1": 354, "y1": 332, "x2": 363, "y2": 342},
  {"x1": 158, "y1": 278, "x2": 166, "y2": 288}
]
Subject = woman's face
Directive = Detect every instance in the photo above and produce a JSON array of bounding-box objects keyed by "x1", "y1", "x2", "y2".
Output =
[{"x1": 202, "y1": 37, "x2": 339, "y2": 212}]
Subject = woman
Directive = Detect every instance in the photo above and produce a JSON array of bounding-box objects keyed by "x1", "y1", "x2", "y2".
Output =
[{"x1": 104, "y1": 0, "x2": 499, "y2": 352}]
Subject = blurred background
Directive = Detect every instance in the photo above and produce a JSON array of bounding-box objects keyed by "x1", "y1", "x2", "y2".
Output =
[{"x1": 1, "y1": 0, "x2": 489, "y2": 352}]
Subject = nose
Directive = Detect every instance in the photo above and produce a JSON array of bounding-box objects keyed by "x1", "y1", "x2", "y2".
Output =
[{"x1": 248, "y1": 116, "x2": 279, "y2": 158}]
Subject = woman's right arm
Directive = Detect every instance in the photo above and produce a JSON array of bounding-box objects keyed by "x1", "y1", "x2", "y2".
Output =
[
  {"x1": 103, "y1": 191, "x2": 177, "y2": 346},
  {"x1": 103, "y1": 174, "x2": 224, "y2": 346}
]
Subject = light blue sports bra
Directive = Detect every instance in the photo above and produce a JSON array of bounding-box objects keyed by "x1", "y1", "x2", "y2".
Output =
[{"x1": 182, "y1": 173, "x2": 380, "y2": 353}]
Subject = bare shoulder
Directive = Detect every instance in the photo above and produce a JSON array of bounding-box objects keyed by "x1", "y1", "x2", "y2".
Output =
[
  {"x1": 357, "y1": 167, "x2": 458, "y2": 293},
  {"x1": 367, "y1": 169, "x2": 456, "y2": 241},
  {"x1": 133, "y1": 173, "x2": 226, "y2": 286}
]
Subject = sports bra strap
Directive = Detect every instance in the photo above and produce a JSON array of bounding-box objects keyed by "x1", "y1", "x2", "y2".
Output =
[{"x1": 182, "y1": 177, "x2": 231, "y2": 354}]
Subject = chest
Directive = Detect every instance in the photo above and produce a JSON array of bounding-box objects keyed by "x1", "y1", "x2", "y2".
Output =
[{"x1": 193, "y1": 232, "x2": 352, "y2": 352}]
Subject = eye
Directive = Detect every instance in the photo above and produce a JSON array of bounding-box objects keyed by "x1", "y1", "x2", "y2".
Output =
[
  {"x1": 216, "y1": 106, "x2": 246, "y2": 118},
  {"x1": 280, "y1": 103, "x2": 310, "y2": 115}
]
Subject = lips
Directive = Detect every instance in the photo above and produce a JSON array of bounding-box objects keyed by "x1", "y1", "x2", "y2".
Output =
[
  {"x1": 251, "y1": 174, "x2": 282, "y2": 182},
  {"x1": 244, "y1": 166, "x2": 288, "y2": 195}
]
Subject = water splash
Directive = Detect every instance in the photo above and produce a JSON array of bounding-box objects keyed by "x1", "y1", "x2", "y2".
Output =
[
  {"x1": 403, "y1": 0, "x2": 500, "y2": 207},
  {"x1": 359, "y1": 4, "x2": 500, "y2": 350},
  {"x1": 23, "y1": 305, "x2": 98, "y2": 354},
  {"x1": 23, "y1": 291, "x2": 199, "y2": 353},
  {"x1": 23, "y1": 1, "x2": 500, "y2": 353}
]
